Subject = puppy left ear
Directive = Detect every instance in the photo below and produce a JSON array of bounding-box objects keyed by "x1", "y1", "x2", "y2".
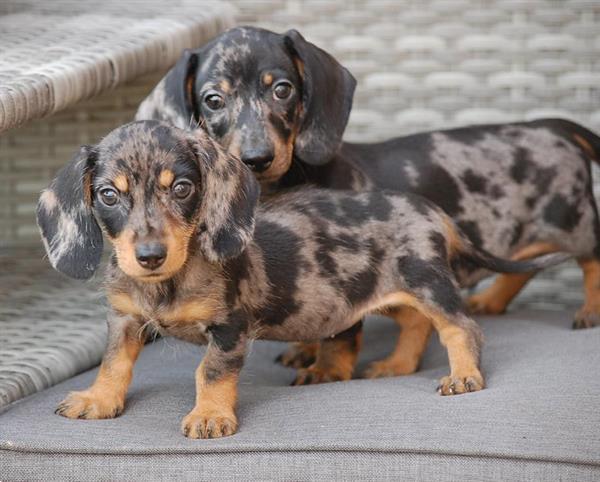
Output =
[
  {"x1": 190, "y1": 134, "x2": 260, "y2": 262},
  {"x1": 284, "y1": 29, "x2": 357, "y2": 166},
  {"x1": 36, "y1": 146, "x2": 103, "y2": 279},
  {"x1": 135, "y1": 48, "x2": 200, "y2": 129}
]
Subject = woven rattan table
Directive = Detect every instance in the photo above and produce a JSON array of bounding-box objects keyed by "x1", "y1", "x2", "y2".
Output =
[{"x1": 0, "y1": 0, "x2": 234, "y2": 409}]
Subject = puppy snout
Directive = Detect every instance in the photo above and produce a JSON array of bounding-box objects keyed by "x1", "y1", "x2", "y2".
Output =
[
  {"x1": 241, "y1": 149, "x2": 274, "y2": 173},
  {"x1": 135, "y1": 242, "x2": 166, "y2": 270}
]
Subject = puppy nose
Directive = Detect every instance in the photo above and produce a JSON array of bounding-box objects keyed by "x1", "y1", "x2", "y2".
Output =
[
  {"x1": 241, "y1": 149, "x2": 274, "y2": 173},
  {"x1": 135, "y1": 242, "x2": 166, "y2": 270}
]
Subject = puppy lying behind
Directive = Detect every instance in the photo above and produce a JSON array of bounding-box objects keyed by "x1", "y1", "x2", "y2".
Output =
[{"x1": 37, "y1": 121, "x2": 567, "y2": 438}]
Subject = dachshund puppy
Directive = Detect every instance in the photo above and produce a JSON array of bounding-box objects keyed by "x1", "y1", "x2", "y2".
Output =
[
  {"x1": 136, "y1": 26, "x2": 600, "y2": 328},
  {"x1": 136, "y1": 26, "x2": 600, "y2": 375},
  {"x1": 38, "y1": 121, "x2": 567, "y2": 438}
]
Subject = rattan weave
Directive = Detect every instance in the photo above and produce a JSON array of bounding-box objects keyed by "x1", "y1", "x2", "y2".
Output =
[
  {"x1": 0, "y1": 0, "x2": 235, "y2": 133},
  {"x1": 0, "y1": 247, "x2": 107, "y2": 408}
]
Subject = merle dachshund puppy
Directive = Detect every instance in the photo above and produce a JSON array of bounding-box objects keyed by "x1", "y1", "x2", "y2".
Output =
[
  {"x1": 136, "y1": 26, "x2": 600, "y2": 378},
  {"x1": 37, "y1": 121, "x2": 567, "y2": 438}
]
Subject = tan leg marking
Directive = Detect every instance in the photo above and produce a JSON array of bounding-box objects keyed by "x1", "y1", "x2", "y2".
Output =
[
  {"x1": 374, "y1": 291, "x2": 484, "y2": 395},
  {"x1": 467, "y1": 242, "x2": 561, "y2": 315},
  {"x1": 181, "y1": 363, "x2": 238, "y2": 439},
  {"x1": 56, "y1": 335, "x2": 143, "y2": 419},
  {"x1": 436, "y1": 321, "x2": 484, "y2": 395},
  {"x1": 292, "y1": 326, "x2": 362, "y2": 385},
  {"x1": 276, "y1": 341, "x2": 319, "y2": 368},
  {"x1": 574, "y1": 257, "x2": 600, "y2": 329},
  {"x1": 364, "y1": 306, "x2": 433, "y2": 378}
]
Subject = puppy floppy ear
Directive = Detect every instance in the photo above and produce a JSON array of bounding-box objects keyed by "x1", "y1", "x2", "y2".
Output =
[
  {"x1": 284, "y1": 29, "x2": 357, "y2": 166},
  {"x1": 190, "y1": 134, "x2": 260, "y2": 262},
  {"x1": 36, "y1": 146, "x2": 103, "y2": 280},
  {"x1": 135, "y1": 49, "x2": 200, "y2": 129}
]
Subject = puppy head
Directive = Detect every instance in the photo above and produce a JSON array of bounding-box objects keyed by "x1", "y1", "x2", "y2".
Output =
[
  {"x1": 37, "y1": 121, "x2": 260, "y2": 281},
  {"x1": 135, "y1": 26, "x2": 356, "y2": 182}
]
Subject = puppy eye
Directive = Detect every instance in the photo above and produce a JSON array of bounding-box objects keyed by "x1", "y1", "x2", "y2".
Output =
[
  {"x1": 99, "y1": 187, "x2": 119, "y2": 206},
  {"x1": 172, "y1": 180, "x2": 193, "y2": 199},
  {"x1": 273, "y1": 81, "x2": 293, "y2": 100},
  {"x1": 204, "y1": 93, "x2": 225, "y2": 110}
]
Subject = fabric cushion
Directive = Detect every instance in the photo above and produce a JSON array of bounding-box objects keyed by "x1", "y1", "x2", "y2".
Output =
[{"x1": 1, "y1": 310, "x2": 599, "y2": 480}]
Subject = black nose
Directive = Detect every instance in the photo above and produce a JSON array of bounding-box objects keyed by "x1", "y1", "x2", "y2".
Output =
[
  {"x1": 135, "y1": 242, "x2": 166, "y2": 270},
  {"x1": 241, "y1": 149, "x2": 274, "y2": 173}
]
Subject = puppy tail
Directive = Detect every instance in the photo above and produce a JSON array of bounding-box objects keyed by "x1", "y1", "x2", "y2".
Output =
[
  {"x1": 555, "y1": 119, "x2": 600, "y2": 164},
  {"x1": 444, "y1": 217, "x2": 571, "y2": 273}
]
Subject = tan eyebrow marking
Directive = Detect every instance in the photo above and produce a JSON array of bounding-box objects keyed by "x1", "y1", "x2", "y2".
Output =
[
  {"x1": 263, "y1": 73, "x2": 273, "y2": 86},
  {"x1": 159, "y1": 169, "x2": 175, "y2": 188},
  {"x1": 219, "y1": 79, "x2": 231, "y2": 93},
  {"x1": 113, "y1": 174, "x2": 128, "y2": 193}
]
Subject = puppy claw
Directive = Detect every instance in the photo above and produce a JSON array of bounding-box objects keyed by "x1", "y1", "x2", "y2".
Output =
[
  {"x1": 573, "y1": 308, "x2": 600, "y2": 330},
  {"x1": 438, "y1": 374, "x2": 484, "y2": 396},
  {"x1": 55, "y1": 390, "x2": 125, "y2": 420},
  {"x1": 292, "y1": 366, "x2": 350, "y2": 386},
  {"x1": 276, "y1": 343, "x2": 318, "y2": 369},
  {"x1": 181, "y1": 410, "x2": 237, "y2": 439}
]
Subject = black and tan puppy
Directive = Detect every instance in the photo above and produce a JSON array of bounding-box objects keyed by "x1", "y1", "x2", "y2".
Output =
[
  {"x1": 38, "y1": 121, "x2": 568, "y2": 438},
  {"x1": 136, "y1": 26, "x2": 600, "y2": 376}
]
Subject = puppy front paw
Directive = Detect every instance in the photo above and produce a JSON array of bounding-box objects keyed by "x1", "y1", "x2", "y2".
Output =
[
  {"x1": 181, "y1": 409, "x2": 237, "y2": 439},
  {"x1": 437, "y1": 373, "x2": 485, "y2": 396},
  {"x1": 573, "y1": 307, "x2": 600, "y2": 329},
  {"x1": 55, "y1": 389, "x2": 124, "y2": 419}
]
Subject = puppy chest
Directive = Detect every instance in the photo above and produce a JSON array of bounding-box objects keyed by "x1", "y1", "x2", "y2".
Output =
[{"x1": 108, "y1": 291, "x2": 214, "y2": 340}]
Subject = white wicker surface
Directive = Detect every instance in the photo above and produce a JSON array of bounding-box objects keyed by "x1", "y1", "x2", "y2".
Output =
[
  {"x1": 0, "y1": 0, "x2": 235, "y2": 132},
  {"x1": 0, "y1": 247, "x2": 107, "y2": 409},
  {"x1": 231, "y1": 0, "x2": 600, "y2": 141}
]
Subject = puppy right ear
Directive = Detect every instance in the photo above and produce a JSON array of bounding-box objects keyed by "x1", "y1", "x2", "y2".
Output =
[
  {"x1": 36, "y1": 146, "x2": 103, "y2": 280},
  {"x1": 135, "y1": 49, "x2": 200, "y2": 129}
]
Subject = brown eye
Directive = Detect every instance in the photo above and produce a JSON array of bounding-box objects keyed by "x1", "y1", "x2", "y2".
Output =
[
  {"x1": 172, "y1": 181, "x2": 193, "y2": 199},
  {"x1": 204, "y1": 93, "x2": 224, "y2": 110},
  {"x1": 99, "y1": 187, "x2": 119, "y2": 206},
  {"x1": 273, "y1": 81, "x2": 292, "y2": 100}
]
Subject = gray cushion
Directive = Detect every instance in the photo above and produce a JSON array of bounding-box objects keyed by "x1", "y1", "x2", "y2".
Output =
[{"x1": 1, "y1": 310, "x2": 599, "y2": 481}]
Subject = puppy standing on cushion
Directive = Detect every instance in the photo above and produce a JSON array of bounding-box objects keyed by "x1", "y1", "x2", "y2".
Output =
[
  {"x1": 137, "y1": 27, "x2": 600, "y2": 376},
  {"x1": 38, "y1": 121, "x2": 567, "y2": 438}
]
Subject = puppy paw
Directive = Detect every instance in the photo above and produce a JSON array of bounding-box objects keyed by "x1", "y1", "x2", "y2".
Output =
[
  {"x1": 275, "y1": 343, "x2": 318, "y2": 368},
  {"x1": 437, "y1": 373, "x2": 485, "y2": 396},
  {"x1": 465, "y1": 293, "x2": 506, "y2": 315},
  {"x1": 363, "y1": 358, "x2": 418, "y2": 379},
  {"x1": 573, "y1": 307, "x2": 600, "y2": 329},
  {"x1": 291, "y1": 365, "x2": 351, "y2": 386},
  {"x1": 181, "y1": 409, "x2": 237, "y2": 439},
  {"x1": 55, "y1": 390, "x2": 124, "y2": 419}
]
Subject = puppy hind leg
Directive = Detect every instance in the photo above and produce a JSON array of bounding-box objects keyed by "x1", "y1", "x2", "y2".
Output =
[
  {"x1": 364, "y1": 306, "x2": 433, "y2": 378},
  {"x1": 434, "y1": 314, "x2": 485, "y2": 395},
  {"x1": 381, "y1": 289, "x2": 485, "y2": 395},
  {"x1": 573, "y1": 257, "x2": 600, "y2": 329},
  {"x1": 292, "y1": 321, "x2": 363, "y2": 386}
]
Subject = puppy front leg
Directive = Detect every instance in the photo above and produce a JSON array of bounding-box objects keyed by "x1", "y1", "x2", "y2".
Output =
[
  {"x1": 182, "y1": 315, "x2": 248, "y2": 439},
  {"x1": 56, "y1": 310, "x2": 145, "y2": 419}
]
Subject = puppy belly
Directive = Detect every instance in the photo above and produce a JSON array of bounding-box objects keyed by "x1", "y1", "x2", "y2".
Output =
[{"x1": 257, "y1": 316, "x2": 357, "y2": 342}]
